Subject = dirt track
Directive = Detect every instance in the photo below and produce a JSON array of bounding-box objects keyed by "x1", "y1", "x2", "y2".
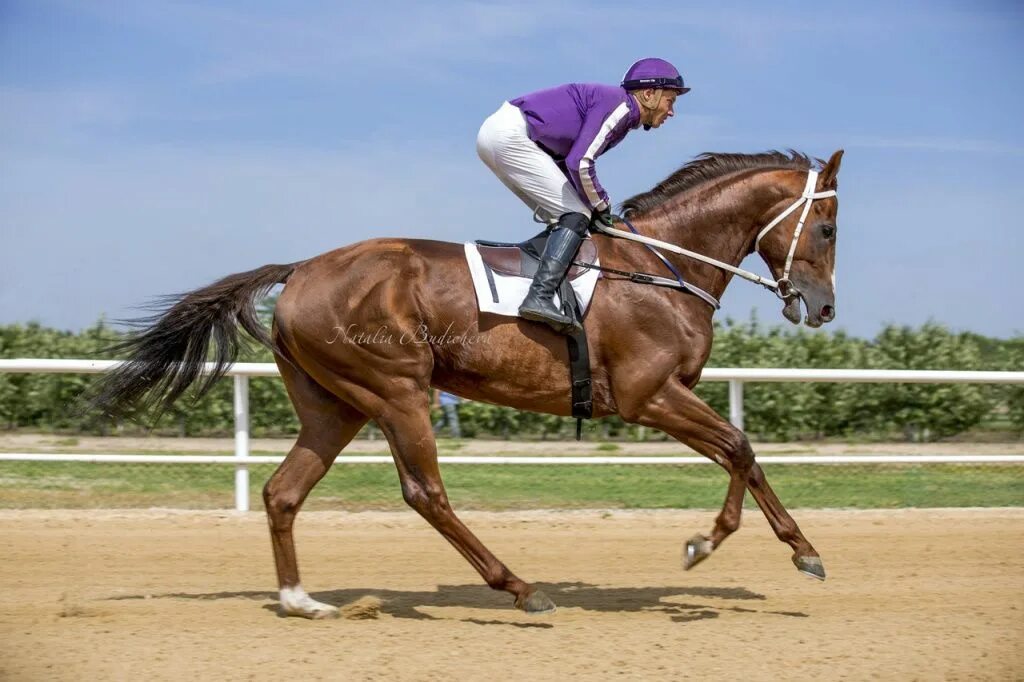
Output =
[{"x1": 2, "y1": 508, "x2": 1022, "y2": 681}]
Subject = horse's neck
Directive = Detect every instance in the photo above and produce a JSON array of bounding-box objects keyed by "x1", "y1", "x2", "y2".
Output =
[{"x1": 626, "y1": 171, "x2": 781, "y2": 300}]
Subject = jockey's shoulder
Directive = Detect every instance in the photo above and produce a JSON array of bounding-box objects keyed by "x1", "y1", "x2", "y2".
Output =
[
  {"x1": 566, "y1": 82, "x2": 630, "y2": 100},
  {"x1": 511, "y1": 82, "x2": 633, "y2": 121},
  {"x1": 554, "y1": 83, "x2": 631, "y2": 116}
]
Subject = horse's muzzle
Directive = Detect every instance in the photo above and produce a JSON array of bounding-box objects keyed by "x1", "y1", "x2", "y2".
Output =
[
  {"x1": 801, "y1": 294, "x2": 836, "y2": 328},
  {"x1": 781, "y1": 276, "x2": 835, "y2": 328}
]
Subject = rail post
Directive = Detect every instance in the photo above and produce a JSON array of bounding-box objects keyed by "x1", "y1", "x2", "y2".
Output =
[
  {"x1": 234, "y1": 375, "x2": 250, "y2": 511},
  {"x1": 728, "y1": 379, "x2": 744, "y2": 431}
]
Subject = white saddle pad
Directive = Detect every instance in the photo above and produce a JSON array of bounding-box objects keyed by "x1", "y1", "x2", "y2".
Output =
[{"x1": 464, "y1": 242, "x2": 600, "y2": 318}]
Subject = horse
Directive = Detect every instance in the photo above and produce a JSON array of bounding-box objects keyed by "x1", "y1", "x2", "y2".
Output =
[{"x1": 90, "y1": 149, "x2": 843, "y2": 618}]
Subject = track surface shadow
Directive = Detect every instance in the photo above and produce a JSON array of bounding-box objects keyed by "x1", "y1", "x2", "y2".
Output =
[{"x1": 106, "y1": 582, "x2": 807, "y2": 623}]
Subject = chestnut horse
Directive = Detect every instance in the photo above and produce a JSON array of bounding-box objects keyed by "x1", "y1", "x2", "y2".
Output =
[{"x1": 91, "y1": 149, "x2": 843, "y2": 618}]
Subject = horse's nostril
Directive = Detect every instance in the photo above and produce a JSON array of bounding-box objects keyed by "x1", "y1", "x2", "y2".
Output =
[{"x1": 821, "y1": 305, "x2": 835, "y2": 321}]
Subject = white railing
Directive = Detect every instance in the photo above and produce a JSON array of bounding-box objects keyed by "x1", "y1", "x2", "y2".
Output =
[{"x1": 1, "y1": 359, "x2": 1022, "y2": 511}]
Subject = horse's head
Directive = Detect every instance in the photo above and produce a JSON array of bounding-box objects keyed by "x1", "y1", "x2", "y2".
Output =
[{"x1": 756, "y1": 149, "x2": 843, "y2": 328}]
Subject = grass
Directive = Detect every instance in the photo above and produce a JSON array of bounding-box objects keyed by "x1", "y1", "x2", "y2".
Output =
[{"x1": 0, "y1": 461, "x2": 1020, "y2": 510}]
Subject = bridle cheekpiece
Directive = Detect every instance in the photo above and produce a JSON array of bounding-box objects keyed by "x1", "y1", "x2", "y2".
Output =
[{"x1": 754, "y1": 170, "x2": 837, "y2": 301}]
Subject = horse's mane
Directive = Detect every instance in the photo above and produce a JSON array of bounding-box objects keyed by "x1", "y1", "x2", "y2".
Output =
[{"x1": 620, "y1": 150, "x2": 819, "y2": 217}]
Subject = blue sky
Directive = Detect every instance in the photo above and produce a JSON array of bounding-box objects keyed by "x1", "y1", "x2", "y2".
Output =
[{"x1": 1, "y1": 0, "x2": 1022, "y2": 338}]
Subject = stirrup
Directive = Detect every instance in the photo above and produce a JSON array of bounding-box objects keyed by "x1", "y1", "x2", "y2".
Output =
[{"x1": 518, "y1": 304, "x2": 581, "y2": 335}]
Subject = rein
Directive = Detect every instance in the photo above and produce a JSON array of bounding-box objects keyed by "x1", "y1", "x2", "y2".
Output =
[
  {"x1": 570, "y1": 259, "x2": 722, "y2": 309},
  {"x1": 591, "y1": 169, "x2": 837, "y2": 304}
]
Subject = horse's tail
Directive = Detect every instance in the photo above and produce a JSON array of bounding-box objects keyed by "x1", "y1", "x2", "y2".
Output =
[{"x1": 88, "y1": 262, "x2": 299, "y2": 421}]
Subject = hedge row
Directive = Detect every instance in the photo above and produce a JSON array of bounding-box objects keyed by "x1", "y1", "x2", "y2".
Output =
[{"x1": 1, "y1": 316, "x2": 1020, "y2": 441}]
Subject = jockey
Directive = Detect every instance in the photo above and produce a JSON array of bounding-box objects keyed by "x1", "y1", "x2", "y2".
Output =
[{"x1": 477, "y1": 57, "x2": 690, "y2": 334}]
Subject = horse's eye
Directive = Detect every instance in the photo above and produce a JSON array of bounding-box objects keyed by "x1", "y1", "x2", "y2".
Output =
[{"x1": 821, "y1": 224, "x2": 836, "y2": 239}]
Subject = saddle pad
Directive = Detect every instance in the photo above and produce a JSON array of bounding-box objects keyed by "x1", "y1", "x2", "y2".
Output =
[{"x1": 464, "y1": 242, "x2": 600, "y2": 318}]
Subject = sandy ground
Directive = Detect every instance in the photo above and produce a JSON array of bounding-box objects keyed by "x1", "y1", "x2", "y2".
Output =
[
  {"x1": 2, "y1": 432, "x2": 1022, "y2": 456},
  {"x1": 0, "y1": 508, "x2": 1021, "y2": 681}
]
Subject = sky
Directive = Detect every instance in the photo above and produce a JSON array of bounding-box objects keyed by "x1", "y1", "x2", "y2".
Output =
[{"x1": 1, "y1": 0, "x2": 1022, "y2": 339}]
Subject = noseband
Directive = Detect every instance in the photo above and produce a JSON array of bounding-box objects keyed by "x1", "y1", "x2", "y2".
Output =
[{"x1": 591, "y1": 169, "x2": 837, "y2": 304}]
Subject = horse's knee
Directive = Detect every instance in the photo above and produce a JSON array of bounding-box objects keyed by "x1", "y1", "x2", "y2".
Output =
[
  {"x1": 401, "y1": 479, "x2": 450, "y2": 517},
  {"x1": 724, "y1": 430, "x2": 754, "y2": 471},
  {"x1": 399, "y1": 477, "x2": 425, "y2": 509}
]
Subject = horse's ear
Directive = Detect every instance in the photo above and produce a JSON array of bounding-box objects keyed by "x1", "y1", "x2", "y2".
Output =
[{"x1": 819, "y1": 149, "x2": 843, "y2": 190}]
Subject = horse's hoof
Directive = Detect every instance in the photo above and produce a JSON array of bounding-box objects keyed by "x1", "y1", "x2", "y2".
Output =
[
  {"x1": 281, "y1": 602, "x2": 340, "y2": 619},
  {"x1": 793, "y1": 554, "x2": 826, "y2": 581},
  {"x1": 683, "y1": 533, "x2": 714, "y2": 570},
  {"x1": 279, "y1": 586, "x2": 340, "y2": 619},
  {"x1": 308, "y1": 604, "x2": 341, "y2": 619},
  {"x1": 515, "y1": 589, "x2": 557, "y2": 615}
]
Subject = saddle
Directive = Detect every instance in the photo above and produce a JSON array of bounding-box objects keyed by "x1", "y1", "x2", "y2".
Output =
[
  {"x1": 475, "y1": 230, "x2": 599, "y2": 282},
  {"x1": 473, "y1": 228, "x2": 595, "y2": 439}
]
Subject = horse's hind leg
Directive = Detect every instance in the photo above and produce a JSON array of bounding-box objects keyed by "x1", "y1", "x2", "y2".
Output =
[
  {"x1": 263, "y1": 358, "x2": 368, "y2": 619},
  {"x1": 375, "y1": 386, "x2": 555, "y2": 614}
]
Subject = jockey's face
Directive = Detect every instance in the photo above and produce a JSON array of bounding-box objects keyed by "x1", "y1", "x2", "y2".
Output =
[{"x1": 637, "y1": 89, "x2": 678, "y2": 129}]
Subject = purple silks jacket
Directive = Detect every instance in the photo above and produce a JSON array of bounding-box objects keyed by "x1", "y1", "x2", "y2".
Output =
[{"x1": 510, "y1": 83, "x2": 641, "y2": 212}]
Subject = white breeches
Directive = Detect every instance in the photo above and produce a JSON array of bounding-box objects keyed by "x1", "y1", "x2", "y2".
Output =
[{"x1": 476, "y1": 102, "x2": 592, "y2": 224}]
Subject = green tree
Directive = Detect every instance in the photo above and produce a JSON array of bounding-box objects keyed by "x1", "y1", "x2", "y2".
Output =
[{"x1": 869, "y1": 323, "x2": 995, "y2": 440}]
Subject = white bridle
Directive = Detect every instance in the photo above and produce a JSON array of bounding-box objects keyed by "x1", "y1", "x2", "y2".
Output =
[
  {"x1": 594, "y1": 169, "x2": 837, "y2": 300},
  {"x1": 754, "y1": 170, "x2": 837, "y2": 297}
]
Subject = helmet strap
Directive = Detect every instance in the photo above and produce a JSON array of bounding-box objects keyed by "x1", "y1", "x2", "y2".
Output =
[{"x1": 634, "y1": 89, "x2": 664, "y2": 127}]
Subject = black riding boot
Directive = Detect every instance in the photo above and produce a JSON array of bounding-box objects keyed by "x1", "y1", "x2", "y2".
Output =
[{"x1": 518, "y1": 225, "x2": 584, "y2": 335}]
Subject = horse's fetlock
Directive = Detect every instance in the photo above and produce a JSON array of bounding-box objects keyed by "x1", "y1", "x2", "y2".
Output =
[
  {"x1": 716, "y1": 512, "x2": 742, "y2": 535},
  {"x1": 778, "y1": 521, "x2": 799, "y2": 544},
  {"x1": 483, "y1": 567, "x2": 509, "y2": 590}
]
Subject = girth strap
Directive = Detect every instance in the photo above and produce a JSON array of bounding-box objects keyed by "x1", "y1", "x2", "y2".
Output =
[{"x1": 557, "y1": 277, "x2": 593, "y2": 439}]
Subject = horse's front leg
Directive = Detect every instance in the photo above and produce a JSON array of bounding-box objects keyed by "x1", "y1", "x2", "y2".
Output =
[
  {"x1": 747, "y1": 463, "x2": 825, "y2": 579},
  {"x1": 626, "y1": 378, "x2": 751, "y2": 567},
  {"x1": 623, "y1": 377, "x2": 823, "y2": 577}
]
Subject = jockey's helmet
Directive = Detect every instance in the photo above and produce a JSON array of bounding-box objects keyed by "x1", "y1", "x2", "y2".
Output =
[{"x1": 621, "y1": 58, "x2": 691, "y2": 94}]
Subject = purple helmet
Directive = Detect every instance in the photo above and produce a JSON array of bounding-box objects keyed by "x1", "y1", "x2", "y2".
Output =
[{"x1": 621, "y1": 58, "x2": 690, "y2": 94}]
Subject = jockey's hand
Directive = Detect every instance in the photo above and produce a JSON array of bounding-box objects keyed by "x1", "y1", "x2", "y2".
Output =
[{"x1": 592, "y1": 208, "x2": 615, "y2": 229}]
